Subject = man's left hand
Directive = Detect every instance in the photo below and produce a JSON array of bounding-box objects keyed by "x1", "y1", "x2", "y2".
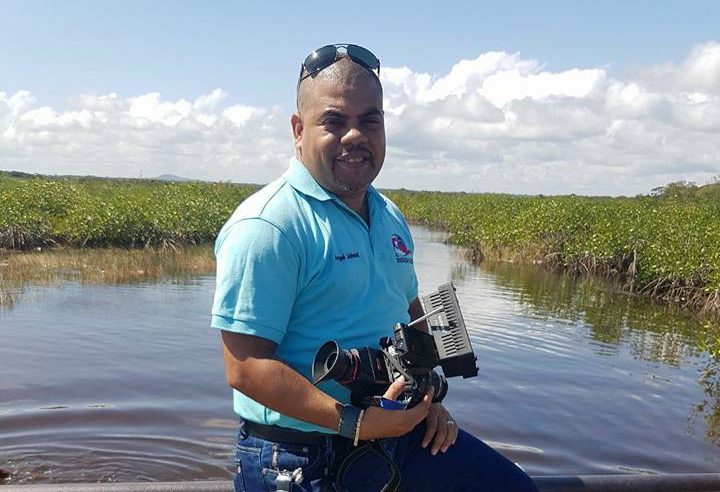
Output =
[{"x1": 421, "y1": 403, "x2": 459, "y2": 455}]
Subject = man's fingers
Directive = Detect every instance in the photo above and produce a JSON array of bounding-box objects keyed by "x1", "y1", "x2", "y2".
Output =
[
  {"x1": 382, "y1": 376, "x2": 406, "y2": 401},
  {"x1": 421, "y1": 406, "x2": 438, "y2": 448},
  {"x1": 440, "y1": 422, "x2": 459, "y2": 453},
  {"x1": 421, "y1": 398, "x2": 443, "y2": 448},
  {"x1": 430, "y1": 422, "x2": 449, "y2": 455},
  {"x1": 421, "y1": 403, "x2": 460, "y2": 455},
  {"x1": 429, "y1": 407, "x2": 450, "y2": 455},
  {"x1": 409, "y1": 391, "x2": 432, "y2": 427}
]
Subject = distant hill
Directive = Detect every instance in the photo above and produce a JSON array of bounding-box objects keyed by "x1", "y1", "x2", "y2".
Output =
[
  {"x1": 0, "y1": 169, "x2": 194, "y2": 183},
  {"x1": 153, "y1": 174, "x2": 192, "y2": 182},
  {"x1": 0, "y1": 170, "x2": 36, "y2": 179}
]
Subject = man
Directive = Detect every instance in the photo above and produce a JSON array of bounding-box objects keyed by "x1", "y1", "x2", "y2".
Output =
[{"x1": 211, "y1": 44, "x2": 538, "y2": 492}]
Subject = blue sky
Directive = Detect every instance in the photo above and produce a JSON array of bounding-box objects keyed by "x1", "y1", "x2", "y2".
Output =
[{"x1": 1, "y1": 1, "x2": 719, "y2": 195}]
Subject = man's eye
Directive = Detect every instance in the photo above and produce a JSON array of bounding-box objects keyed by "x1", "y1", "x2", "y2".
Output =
[
  {"x1": 323, "y1": 118, "x2": 344, "y2": 127},
  {"x1": 363, "y1": 118, "x2": 382, "y2": 127}
]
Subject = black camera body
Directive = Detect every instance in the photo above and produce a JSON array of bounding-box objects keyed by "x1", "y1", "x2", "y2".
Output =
[{"x1": 311, "y1": 283, "x2": 478, "y2": 409}]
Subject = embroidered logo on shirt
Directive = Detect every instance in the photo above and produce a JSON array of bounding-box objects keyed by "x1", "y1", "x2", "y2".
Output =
[
  {"x1": 391, "y1": 234, "x2": 413, "y2": 264},
  {"x1": 335, "y1": 252, "x2": 360, "y2": 262}
]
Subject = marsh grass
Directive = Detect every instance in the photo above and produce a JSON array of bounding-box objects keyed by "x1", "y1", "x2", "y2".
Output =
[
  {"x1": 388, "y1": 188, "x2": 720, "y2": 320},
  {"x1": 0, "y1": 175, "x2": 255, "y2": 249},
  {"x1": 0, "y1": 245, "x2": 216, "y2": 309}
]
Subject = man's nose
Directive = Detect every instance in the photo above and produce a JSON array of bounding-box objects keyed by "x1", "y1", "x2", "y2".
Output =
[{"x1": 341, "y1": 125, "x2": 368, "y2": 145}]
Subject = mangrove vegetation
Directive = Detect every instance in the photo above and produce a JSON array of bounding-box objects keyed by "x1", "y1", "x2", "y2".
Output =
[
  {"x1": 1, "y1": 171, "x2": 719, "y2": 319},
  {"x1": 386, "y1": 181, "x2": 720, "y2": 320}
]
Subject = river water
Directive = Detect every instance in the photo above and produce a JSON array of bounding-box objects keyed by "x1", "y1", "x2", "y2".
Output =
[{"x1": 1, "y1": 226, "x2": 719, "y2": 484}]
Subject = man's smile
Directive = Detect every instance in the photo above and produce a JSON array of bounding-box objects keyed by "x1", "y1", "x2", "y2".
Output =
[{"x1": 336, "y1": 153, "x2": 373, "y2": 166}]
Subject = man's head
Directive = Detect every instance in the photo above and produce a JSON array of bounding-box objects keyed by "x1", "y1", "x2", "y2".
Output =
[{"x1": 291, "y1": 45, "x2": 385, "y2": 206}]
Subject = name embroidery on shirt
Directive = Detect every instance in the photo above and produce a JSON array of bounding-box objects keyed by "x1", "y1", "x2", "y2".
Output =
[
  {"x1": 391, "y1": 234, "x2": 413, "y2": 264},
  {"x1": 335, "y1": 252, "x2": 360, "y2": 262}
]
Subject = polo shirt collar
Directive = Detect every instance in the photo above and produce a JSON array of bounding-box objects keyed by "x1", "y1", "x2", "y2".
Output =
[
  {"x1": 284, "y1": 157, "x2": 334, "y2": 202},
  {"x1": 284, "y1": 157, "x2": 382, "y2": 206}
]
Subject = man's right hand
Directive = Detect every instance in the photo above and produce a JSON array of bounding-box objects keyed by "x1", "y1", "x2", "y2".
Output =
[{"x1": 358, "y1": 377, "x2": 432, "y2": 440}]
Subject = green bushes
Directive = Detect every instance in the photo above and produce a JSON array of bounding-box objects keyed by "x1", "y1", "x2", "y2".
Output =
[
  {"x1": 387, "y1": 189, "x2": 720, "y2": 316},
  {"x1": 2, "y1": 173, "x2": 718, "y2": 316},
  {"x1": 0, "y1": 176, "x2": 255, "y2": 249}
]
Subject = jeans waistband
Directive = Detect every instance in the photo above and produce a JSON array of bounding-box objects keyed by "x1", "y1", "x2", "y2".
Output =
[{"x1": 241, "y1": 419, "x2": 334, "y2": 445}]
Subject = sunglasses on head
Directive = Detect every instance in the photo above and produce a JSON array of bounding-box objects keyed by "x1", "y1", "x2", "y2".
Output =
[{"x1": 299, "y1": 44, "x2": 380, "y2": 81}]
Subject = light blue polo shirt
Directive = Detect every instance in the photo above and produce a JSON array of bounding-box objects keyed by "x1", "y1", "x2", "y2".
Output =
[{"x1": 211, "y1": 157, "x2": 418, "y2": 433}]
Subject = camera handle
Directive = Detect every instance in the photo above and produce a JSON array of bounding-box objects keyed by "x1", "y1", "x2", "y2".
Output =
[
  {"x1": 407, "y1": 306, "x2": 444, "y2": 329},
  {"x1": 383, "y1": 349, "x2": 422, "y2": 405}
]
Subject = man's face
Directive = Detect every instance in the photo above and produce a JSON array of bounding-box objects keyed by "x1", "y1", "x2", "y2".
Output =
[{"x1": 291, "y1": 62, "x2": 386, "y2": 203}]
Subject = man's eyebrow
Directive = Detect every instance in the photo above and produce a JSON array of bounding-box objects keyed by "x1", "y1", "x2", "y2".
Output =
[
  {"x1": 317, "y1": 108, "x2": 384, "y2": 121},
  {"x1": 319, "y1": 109, "x2": 346, "y2": 119}
]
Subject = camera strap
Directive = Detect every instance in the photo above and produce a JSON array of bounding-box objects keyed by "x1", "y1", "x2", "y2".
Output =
[{"x1": 335, "y1": 440, "x2": 401, "y2": 492}]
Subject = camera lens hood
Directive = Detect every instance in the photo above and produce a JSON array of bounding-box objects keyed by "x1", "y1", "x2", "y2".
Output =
[{"x1": 312, "y1": 340, "x2": 350, "y2": 385}]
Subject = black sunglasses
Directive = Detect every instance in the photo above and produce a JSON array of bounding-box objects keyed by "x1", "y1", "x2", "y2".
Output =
[{"x1": 299, "y1": 44, "x2": 380, "y2": 81}]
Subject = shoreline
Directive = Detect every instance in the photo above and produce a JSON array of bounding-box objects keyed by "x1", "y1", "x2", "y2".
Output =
[
  {"x1": 406, "y1": 217, "x2": 720, "y2": 323},
  {"x1": 2, "y1": 236, "x2": 718, "y2": 323},
  {"x1": 0, "y1": 245, "x2": 216, "y2": 309}
]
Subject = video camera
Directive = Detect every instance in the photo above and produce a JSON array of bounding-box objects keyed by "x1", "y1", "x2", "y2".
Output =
[{"x1": 311, "y1": 282, "x2": 478, "y2": 409}]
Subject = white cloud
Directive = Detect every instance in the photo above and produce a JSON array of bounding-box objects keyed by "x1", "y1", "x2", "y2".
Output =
[
  {"x1": 0, "y1": 89, "x2": 293, "y2": 183},
  {"x1": 379, "y1": 42, "x2": 720, "y2": 195},
  {"x1": 2, "y1": 42, "x2": 720, "y2": 195}
]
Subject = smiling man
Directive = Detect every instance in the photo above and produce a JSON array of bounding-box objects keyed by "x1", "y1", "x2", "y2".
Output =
[
  {"x1": 211, "y1": 44, "x2": 538, "y2": 491},
  {"x1": 292, "y1": 56, "x2": 385, "y2": 219}
]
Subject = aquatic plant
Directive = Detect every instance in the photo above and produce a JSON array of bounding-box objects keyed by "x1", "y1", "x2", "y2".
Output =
[
  {"x1": 2, "y1": 172, "x2": 719, "y2": 317},
  {"x1": 0, "y1": 176, "x2": 255, "y2": 249},
  {"x1": 387, "y1": 188, "x2": 720, "y2": 319}
]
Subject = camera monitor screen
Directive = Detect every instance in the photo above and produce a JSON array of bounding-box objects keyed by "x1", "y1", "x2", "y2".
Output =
[{"x1": 422, "y1": 282, "x2": 478, "y2": 379}]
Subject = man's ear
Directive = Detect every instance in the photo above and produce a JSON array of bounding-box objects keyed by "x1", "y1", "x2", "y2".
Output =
[{"x1": 291, "y1": 113, "x2": 303, "y2": 158}]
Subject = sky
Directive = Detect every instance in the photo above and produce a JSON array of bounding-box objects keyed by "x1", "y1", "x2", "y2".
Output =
[{"x1": 1, "y1": 0, "x2": 719, "y2": 196}]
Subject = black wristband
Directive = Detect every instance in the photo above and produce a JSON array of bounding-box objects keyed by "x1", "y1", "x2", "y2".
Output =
[{"x1": 338, "y1": 404, "x2": 361, "y2": 439}]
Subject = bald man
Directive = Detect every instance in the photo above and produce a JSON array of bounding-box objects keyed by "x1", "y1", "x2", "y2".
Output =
[{"x1": 211, "y1": 44, "x2": 538, "y2": 492}]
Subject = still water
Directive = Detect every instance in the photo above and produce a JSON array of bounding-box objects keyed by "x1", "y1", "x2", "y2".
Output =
[{"x1": 1, "y1": 226, "x2": 719, "y2": 484}]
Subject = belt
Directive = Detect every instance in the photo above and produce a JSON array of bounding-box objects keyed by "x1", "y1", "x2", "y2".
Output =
[{"x1": 242, "y1": 419, "x2": 334, "y2": 445}]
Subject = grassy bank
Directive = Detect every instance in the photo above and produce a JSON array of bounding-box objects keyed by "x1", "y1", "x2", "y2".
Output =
[
  {"x1": 386, "y1": 184, "x2": 720, "y2": 319},
  {"x1": 0, "y1": 173, "x2": 256, "y2": 249},
  {"x1": 2, "y1": 172, "x2": 719, "y2": 318},
  {"x1": 0, "y1": 245, "x2": 216, "y2": 309}
]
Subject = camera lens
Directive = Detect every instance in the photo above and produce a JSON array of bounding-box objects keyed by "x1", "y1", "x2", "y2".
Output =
[
  {"x1": 312, "y1": 341, "x2": 355, "y2": 385},
  {"x1": 325, "y1": 352, "x2": 337, "y2": 371}
]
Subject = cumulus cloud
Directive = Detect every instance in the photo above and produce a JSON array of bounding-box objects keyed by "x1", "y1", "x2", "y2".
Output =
[
  {"x1": 2, "y1": 41, "x2": 720, "y2": 195},
  {"x1": 379, "y1": 41, "x2": 720, "y2": 195},
  {"x1": 0, "y1": 88, "x2": 292, "y2": 183}
]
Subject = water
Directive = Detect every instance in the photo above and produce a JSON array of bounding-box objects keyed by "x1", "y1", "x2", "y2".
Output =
[{"x1": 1, "y1": 226, "x2": 719, "y2": 484}]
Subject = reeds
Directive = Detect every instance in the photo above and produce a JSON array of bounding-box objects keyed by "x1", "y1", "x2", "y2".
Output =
[
  {"x1": 387, "y1": 188, "x2": 720, "y2": 320},
  {"x1": 0, "y1": 245, "x2": 216, "y2": 309},
  {"x1": 3, "y1": 173, "x2": 719, "y2": 319},
  {"x1": 0, "y1": 176, "x2": 255, "y2": 249}
]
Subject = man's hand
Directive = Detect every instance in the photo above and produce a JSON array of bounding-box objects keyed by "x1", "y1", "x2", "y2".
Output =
[
  {"x1": 422, "y1": 402, "x2": 458, "y2": 455},
  {"x1": 359, "y1": 377, "x2": 432, "y2": 440}
]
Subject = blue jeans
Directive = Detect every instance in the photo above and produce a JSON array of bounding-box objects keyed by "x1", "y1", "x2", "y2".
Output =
[{"x1": 234, "y1": 420, "x2": 539, "y2": 492}]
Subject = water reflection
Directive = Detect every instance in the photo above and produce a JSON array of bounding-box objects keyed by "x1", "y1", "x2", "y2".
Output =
[
  {"x1": 0, "y1": 246, "x2": 216, "y2": 311},
  {"x1": 2, "y1": 228, "x2": 720, "y2": 483},
  {"x1": 477, "y1": 260, "x2": 702, "y2": 362},
  {"x1": 468, "y1": 258, "x2": 720, "y2": 447}
]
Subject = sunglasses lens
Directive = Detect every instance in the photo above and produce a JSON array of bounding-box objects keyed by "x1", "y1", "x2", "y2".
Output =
[
  {"x1": 300, "y1": 44, "x2": 380, "y2": 82},
  {"x1": 303, "y1": 45, "x2": 339, "y2": 76},
  {"x1": 346, "y1": 45, "x2": 379, "y2": 71}
]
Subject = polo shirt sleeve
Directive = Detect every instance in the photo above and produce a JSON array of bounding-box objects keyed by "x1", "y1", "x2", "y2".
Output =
[{"x1": 211, "y1": 218, "x2": 300, "y2": 345}]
